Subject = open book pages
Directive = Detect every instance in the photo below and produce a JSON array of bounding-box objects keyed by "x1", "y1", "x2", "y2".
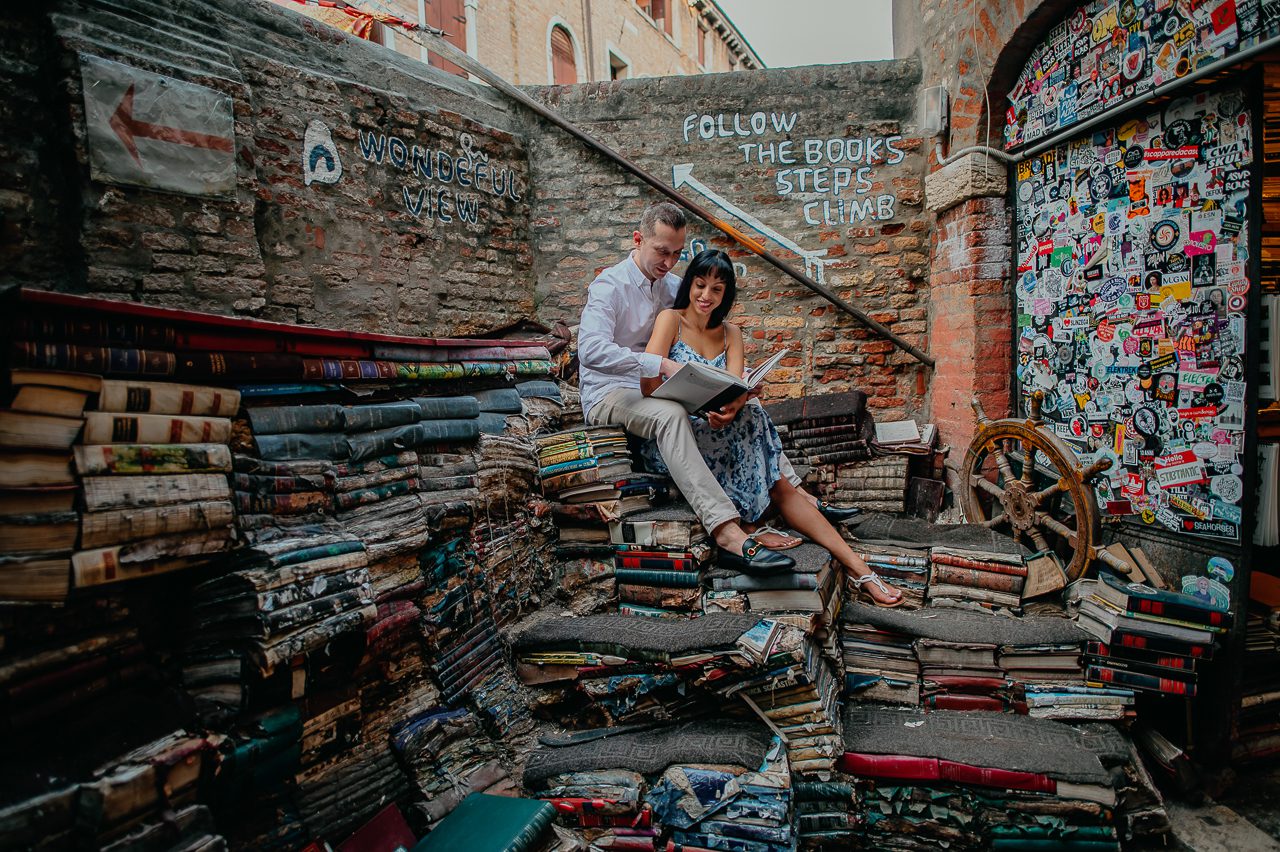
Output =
[{"x1": 651, "y1": 348, "x2": 790, "y2": 415}]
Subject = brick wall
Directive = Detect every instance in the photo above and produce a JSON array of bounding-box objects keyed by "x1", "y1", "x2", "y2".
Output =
[
  {"x1": 3, "y1": 0, "x2": 534, "y2": 336},
  {"x1": 526, "y1": 60, "x2": 931, "y2": 418}
]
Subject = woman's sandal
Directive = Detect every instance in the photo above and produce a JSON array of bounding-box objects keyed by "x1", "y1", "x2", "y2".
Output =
[
  {"x1": 851, "y1": 571, "x2": 904, "y2": 608},
  {"x1": 745, "y1": 524, "x2": 804, "y2": 551}
]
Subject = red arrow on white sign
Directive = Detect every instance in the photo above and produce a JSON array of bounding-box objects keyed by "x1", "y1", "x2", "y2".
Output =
[{"x1": 108, "y1": 83, "x2": 233, "y2": 165}]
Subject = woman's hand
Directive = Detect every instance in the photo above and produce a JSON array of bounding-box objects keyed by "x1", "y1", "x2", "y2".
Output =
[{"x1": 707, "y1": 393, "x2": 747, "y2": 429}]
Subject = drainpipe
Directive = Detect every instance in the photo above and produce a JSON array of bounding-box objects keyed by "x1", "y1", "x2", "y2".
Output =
[{"x1": 581, "y1": 0, "x2": 595, "y2": 82}]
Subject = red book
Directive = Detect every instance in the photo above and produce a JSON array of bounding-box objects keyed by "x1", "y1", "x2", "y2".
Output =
[
  {"x1": 837, "y1": 752, "x2": 1057, "y2": 794},
  {"x1": 922, "y1": 675, "x2": 1010, "y2": 692},
  {"x1": 931, "y1": 553, "x2": 1028, "y2": 576},
  {"x1": 925, "y1": 694, "x2": 1007, "y2": 712},
  {"x1": 617, "y1": 556, "x2": 695, "y2": 571}
]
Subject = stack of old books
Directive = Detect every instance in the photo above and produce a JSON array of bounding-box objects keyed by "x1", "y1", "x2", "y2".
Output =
[
  {"x1": 391, "y1": 707, "x2": 513, "y2": 827},
  {"x1": 185, "y1": 529, "x2": 375, "y2": 693},
  {"x1": 522, "y1": 719, "x2": 790, "y2": 852},
  {"x1": 707, "y1": 542, "x2": 840, "y2": 636},
  {"x1": 1, "y1": 372, "x2": 241, "y2": 600},
  {"x1": 71, "y1": 378, "x2": 240, "y2": 591},
  {"x1": 610, "y1": 504, "x2": 709, "y2": 618},
  {"x1": 538, "y1": 425, "x2": 644, "y2": 543},
  {"x1": 841, "y1": 614, "x2": 921, "y2": 705},
  {"x1": 852, "y1": 543, "x2": 930, "y2": 608},
  {"x1": 1079, "y1": 573, "x2": 1227, "y2": 698},
  {"x1": 927, "y1": 545, "x2": 1027, "y2": 611},
  {"x1": 764, "y1": 391, "x2": 874, "y2": 468},
  {"x1": 840, "y1": 706, "x2": 1130, "y2": 850},
  {"x1": 832, "y1": 455, "x2": 910, "y2": 513},
  {"x1": 1238, "y1": 571, "x2": 1280, "y2": 761}
]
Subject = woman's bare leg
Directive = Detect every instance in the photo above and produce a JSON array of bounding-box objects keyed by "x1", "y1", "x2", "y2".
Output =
[{"x1": 767, "y1": 478, "x2": 902, "y2": 605}]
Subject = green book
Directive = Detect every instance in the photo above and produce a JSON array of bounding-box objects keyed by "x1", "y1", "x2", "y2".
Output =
[{"x1": 413, "y1": 793, "x2": 554, "y2": 852}]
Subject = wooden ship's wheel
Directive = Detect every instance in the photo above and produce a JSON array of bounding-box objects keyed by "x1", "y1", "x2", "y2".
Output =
[{"x1": 959, "y1": 392, "x2": 1130, "y2": 581}]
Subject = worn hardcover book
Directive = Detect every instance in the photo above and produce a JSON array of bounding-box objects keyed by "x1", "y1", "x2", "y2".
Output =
[
  {"x1": 0, "y1": 512, "x2": 79, "y2": 553},
  {"x1": 1095, "y1": 571, "x2": 1232, "y2": 629},
  {"x1": 609, "y1": 515, "x2": 706, "y2": 549},
  {"x1": 342, "y1": 400, "x2": 423, "y2": 433},
  {"x1": 414, "y1": 396, "x2": 482, "y2": 420},
  {"x1": 931, "y1": 565, "x2": 1026, "y2": 594},
  {"x1": 233, "y1": 454, "x2": 330, "y2": 476},
  {"x1": 712, "y1": 571, "x2": 823, "y2": 592},
  {"x1": 0, "y1": 452, "x2": 73, "y2": 487},
  {"x1": 82, "y1": 412, "x2": 231, "y2": 445},
  {"x1": 616, "y1": 584, "x2": 703, "y2": 609},
  {"x1": 1086, "y1": 664, "x2": 1196, "y2": 696},
  {"x1": 254, "y1": 432, "x2": 350, "y2": 461},
  {"x1": 232, "y1": 472, "x2": 329, "y2": 494},
  {"x1": 334, "y1": 479, "x2": 419, "y2": 510},
  {"x1": 931, "y1": 552, "x2": 1028, "y2": 576},
  {"x1": 247, "y1": 404, "x2": 344, "y2": 435},
  {"x1": 96, "y1": 380, "x2": 240, "y2": 417},
  {"x1": 252, "y1": 604, "x2": 378, "y2": 673},
  {"x1": 1086, "y1": 641, "x2": 1198, "y2": 671},
  {"x1": 333, "y1": 465, "x2": 417, "y2": 493},
  {"x1": 334, "y1": 451, "x2": 420, "y2": 476},
  {"x1": 11, "y1": 341, "x2": 176, "y2": 376},
  {"x1": 72, "y1": 530, "x2": 233, "y2": 587},
  {"x1": 611, "y1": 569, "x2": 702, "y2": 588},
  {"x1": 75, "y1": 443, "x2": 233, "y2": 475},
  {"x1": 1078, "y1": 601, "x2": 1216, "y2": 646},
  {"x1": 929, "y1": 583, "x2": 1021, "y2": 607},
  {"x1": 11, "y1": 316, "x2": 176, "y2": 348},
  {"x1": 80, "y1": 501, "x2": 236, "y2": 549},
  {"x1": 0, "y1": 410, "x2": 84, "y2": 450},
  {"x1": 10, "y1": 368, "x2": 105, "y2": 392},
  {"x1": 0, "y1": 555, "x2": 72, "y2": 601},
  {"x1": 615, "y1": 555, "x2": 696, "y2": 572},
  {"x1": 82, "y1": 473, "x2": 230, "y2": 511},
  {"x1": 234, "y1": 490, "x2": 331, "y2": 515}
]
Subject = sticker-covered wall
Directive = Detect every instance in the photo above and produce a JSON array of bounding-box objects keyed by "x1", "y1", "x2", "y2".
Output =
[
  {"x1": 1014, "y1": 87, "x2": 1253, "y2": 543},
  {"x1": 1006, "y1": 0, "x2": 1280, "y2": 149}
]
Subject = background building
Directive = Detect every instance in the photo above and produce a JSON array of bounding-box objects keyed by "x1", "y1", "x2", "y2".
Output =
[{"x1": 272, "y1": 0, "x2": 763, "y2": 82}]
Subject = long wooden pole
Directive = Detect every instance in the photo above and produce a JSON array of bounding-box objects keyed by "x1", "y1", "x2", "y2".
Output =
[{"x1": 409, "y1": 27, "x2": 935, "y2": 368}]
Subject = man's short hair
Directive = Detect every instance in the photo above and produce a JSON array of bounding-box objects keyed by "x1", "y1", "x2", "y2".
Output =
[{"x1": 639, "y1": 202, "x2": 687, "y2": 236}]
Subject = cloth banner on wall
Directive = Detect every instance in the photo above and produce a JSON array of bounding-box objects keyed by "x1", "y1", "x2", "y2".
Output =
[
  {"x1": 80, "y1": 54, "x2": 237, "y2": 198},
  {"x1": 1014, "y1": 87, "x2": 1253, "y2": 543}
]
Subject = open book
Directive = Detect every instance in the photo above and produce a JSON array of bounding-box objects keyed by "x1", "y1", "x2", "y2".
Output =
[{"x1": 651, "y1": 349, "x2": 790, "y2": 415}]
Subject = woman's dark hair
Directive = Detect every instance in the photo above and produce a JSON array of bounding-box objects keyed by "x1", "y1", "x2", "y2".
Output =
[{"x1": 674, "y1": 249, "x2": 737, "y2": 328}]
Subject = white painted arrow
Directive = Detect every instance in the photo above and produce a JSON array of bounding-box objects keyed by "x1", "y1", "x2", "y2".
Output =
[{"x1": 672, "y1": 163, "x2": 831, "y2": 283}]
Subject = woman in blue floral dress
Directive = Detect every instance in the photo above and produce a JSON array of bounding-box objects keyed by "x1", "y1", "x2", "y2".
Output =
[{"x1": 639, "y1": 250, "x2": 901, "y2": 606}]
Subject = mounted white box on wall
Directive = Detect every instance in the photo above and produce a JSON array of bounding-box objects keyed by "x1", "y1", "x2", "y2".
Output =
[{"x1": 919, "y1": 85, "x2": 949, "y2": 137}]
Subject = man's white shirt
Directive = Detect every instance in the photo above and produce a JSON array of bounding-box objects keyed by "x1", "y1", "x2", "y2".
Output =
[{"x1": 577, "y1": 251, "x2": 680, "y2": 420}]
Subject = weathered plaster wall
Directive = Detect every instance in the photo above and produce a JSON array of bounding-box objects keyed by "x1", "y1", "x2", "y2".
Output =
[
  {"x1": 2, "y1": 0, "x2": 534, "y2": 336},
  {"x1": 526, "y1": 61, "x2": 931, "y2": 417}
]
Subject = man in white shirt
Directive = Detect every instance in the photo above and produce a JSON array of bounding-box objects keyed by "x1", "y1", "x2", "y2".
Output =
[{"x1": 578, "y1": 203, "x2": 818, "y2": 572}]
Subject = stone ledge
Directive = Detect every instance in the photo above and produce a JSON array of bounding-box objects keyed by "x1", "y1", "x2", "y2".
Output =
[{"x1": 925, "y1": 151, "x2": 1009, "y2": 214}]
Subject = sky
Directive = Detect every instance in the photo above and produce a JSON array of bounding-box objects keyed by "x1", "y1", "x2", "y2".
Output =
[{"x1": 714, "y1": 0, "x2": 895, "y2": 67}]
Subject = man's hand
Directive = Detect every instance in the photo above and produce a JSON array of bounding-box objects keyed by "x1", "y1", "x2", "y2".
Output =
[
  {"x1": 707, "y1": 393, "x2": 747, "y2": 429},
  {"x1": 745, "y1": 386, "x2": 764, "y2": 401},
  {"x1": 659, "y1": 357, "x2": 682, "y2": 380}
]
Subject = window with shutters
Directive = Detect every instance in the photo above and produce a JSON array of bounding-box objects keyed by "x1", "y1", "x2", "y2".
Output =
[
  {"x1": 550, "y1": 25, "x2": 577, "y2": 85},
  {"x1": 697, "y1": 21, "x2": 708, "y2": 68},
  {"x1": 636, "y1": 0, "x2": 672, "y2": 37},
  {"x1": 422, "y1": 0, "x2": 468, "y2": 77}
]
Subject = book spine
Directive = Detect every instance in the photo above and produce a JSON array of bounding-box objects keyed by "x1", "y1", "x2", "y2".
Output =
[
  {"x1": 1086, "y1": 641, "x2": 1196, "y2": 670},
  {"x1": 616, "y1": 584, "x2": 702, "y2": 608},
  {"x1": 330, "y1": 451, "x2": 420, "y2": 476},
  {"x1": 1126, "y1": 597, "x2": 1231, "y2": 628},
  {"x1": 1086, "y1": 665, "x2": 1196, "y2": 696},
  {"x1": 333, "y1": 466, "x2": 416, "y2": 493},
  {"x1": 928, "y1": 583, "x2": 1021, "y2": 606},
  {"x1": 342, "y1": 401, "x2": 422, "y2": 433},
  {"x1": 247, "y1": 405, "x2": 344, "y2": 435},
  {"x1": 80, "y1": 501, "x2": 235, "y2": 549},
  {"x1": 333, "y1": 479, "x2": 418, "y2": 510},
  {"x1": 615, "y1": 556, "x2": 695, "y2": 572},
  {"x1": 930, "y1": 553, "x2": 1028, "y2": 576},
  {"x1": 542, "y1": 467, "x2": 602, "y2": 492},
  {"x1": 836, "y1": 476, "x2": 910, "y2": 489},
  {"x1": 13, "y1": 316, "x2": 176, "y2": 347},
  {"x1": 612, "y1": 569, "x2": 702, "y2": 588},
  {"x1": 413, "y1": 396, "x2": 481, "y2": 420},
  {"x1": 539, "y1": 457, "x2": 599, "y2": 477},
  {"x1": 74, "y1": 443, "x2": 233, "y2": 475},
  {"x1": 82, "y1": 412, "x2": 232, "y2": 445},
  {"x1": 713, "y1": 573, "x2": 820, "y2": 592},
  {"x1": 72, "y1": 531, "x2": 231, "y2": 587},
  {"x1": 265, "y1": 587, "x2": 373, "y2": 634},
  {"x1": 97, "y1": 382, "x2": 240, "y2": 417},
  {"x1": 177, "y1": 352, "x2": 304, "y2": 382},
  {"x1": 234, "y1": 490, "x2": 331, "y2": 515},
  {"x1": 930, "y1": 565, "x2": 1026, "y2": 594},
  {"x1": 1111, "y1": 631, "x2": 1211, "y2": 658},
  {"x1": 82, "y1": 473, "x2": 232, "y2": 511},
  {"x1": 254, "y1": 432, "x2": 350, "y2": 461},
  {"x1": 11, "y1": 342, "x2": 176, "y2": 376}
]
